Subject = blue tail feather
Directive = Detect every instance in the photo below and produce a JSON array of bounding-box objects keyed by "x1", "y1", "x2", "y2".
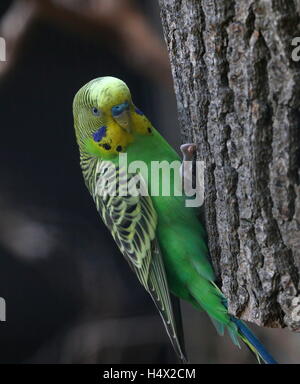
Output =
[{"x1": 231, "y1": 317, "x2": 278, "y2": 364}]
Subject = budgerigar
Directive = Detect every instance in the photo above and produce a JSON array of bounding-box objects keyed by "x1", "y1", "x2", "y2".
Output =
[{"x1": 72, "y1": 76, "x2": 277, "y2": 364}]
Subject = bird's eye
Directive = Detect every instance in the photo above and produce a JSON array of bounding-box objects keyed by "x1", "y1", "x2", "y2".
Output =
[{"x1": 92, "y1": 107, "x2": 101, "y2": 116}]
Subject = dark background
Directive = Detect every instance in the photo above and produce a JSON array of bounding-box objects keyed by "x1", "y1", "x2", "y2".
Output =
[{"x1": 0, "y1": 0, "x2": 298, "y2": 364}]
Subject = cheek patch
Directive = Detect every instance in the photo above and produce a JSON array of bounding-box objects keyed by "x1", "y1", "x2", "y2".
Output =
[{"x1": 93, "y1": 126, "x2": 107, "y2": 142}]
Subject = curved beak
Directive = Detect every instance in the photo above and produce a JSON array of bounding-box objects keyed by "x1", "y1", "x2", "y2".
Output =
[{"x1": 112, "y1": 102, "x2": 132, "y2": 133}]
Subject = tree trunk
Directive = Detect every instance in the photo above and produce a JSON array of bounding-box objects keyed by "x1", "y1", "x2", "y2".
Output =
[{"x1": 158, "y1": 0, "x2": 300, "y2": 330}]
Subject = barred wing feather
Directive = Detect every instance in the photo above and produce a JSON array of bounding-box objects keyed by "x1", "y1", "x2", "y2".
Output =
[{"x1": 91, "y1": 160, "x2": 186, "y2": 362}]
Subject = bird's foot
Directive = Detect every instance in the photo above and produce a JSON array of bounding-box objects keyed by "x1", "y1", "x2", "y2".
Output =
[
  {"x1": 180, "y1": 143, "x2": 205, "y2": 207},
  {"x1": 179, "y1": 143, "x2": 197, "y2": 188},
  {"x1": 180, "y1": 143, "x2": 197, "y2": 161}
]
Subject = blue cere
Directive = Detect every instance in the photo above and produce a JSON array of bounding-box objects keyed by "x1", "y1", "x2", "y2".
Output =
[
  {"x1": 93, "y1": 126, "x2": 107, "y2": 142},
  {"x1": 135, "y1": 107, "x2": 144, "y2": 115},
  {"x1": 112, "y1": 101, "x2": 129, "y2": 117}
]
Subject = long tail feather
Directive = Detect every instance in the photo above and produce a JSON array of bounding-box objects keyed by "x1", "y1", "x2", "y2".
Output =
[{"x1": 231, "y1": 317, "x2": 278, "y2": 364}]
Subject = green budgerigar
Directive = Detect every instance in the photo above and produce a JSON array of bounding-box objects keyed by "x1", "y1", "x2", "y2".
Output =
[{"x1": 72, "y1": 76, "x2": 277, "y2": 364}]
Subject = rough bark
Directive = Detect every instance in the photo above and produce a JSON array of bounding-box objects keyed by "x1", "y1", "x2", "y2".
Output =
[{"x1": 158, "y1": 0, "x2": 300, "y2": 330}]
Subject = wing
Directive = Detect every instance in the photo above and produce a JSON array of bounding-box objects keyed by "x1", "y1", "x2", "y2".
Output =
[{"x1": 91, "y1": 159, "x2": 187, "y2": 362}]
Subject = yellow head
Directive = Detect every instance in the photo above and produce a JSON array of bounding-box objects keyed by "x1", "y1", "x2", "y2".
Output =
[{"x1": 73, "y1": 77, "x2": 153, "y2": 158}]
